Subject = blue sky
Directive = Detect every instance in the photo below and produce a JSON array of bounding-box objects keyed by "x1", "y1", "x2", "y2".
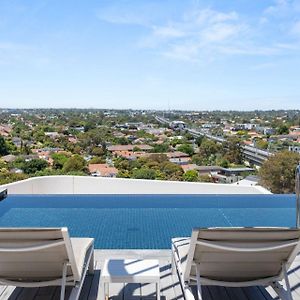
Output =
[{"x1": 0, "y1": 0, "x2": 300, "y2": 110}]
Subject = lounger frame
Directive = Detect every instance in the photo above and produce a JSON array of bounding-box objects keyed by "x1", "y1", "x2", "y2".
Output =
[
  {"x1": 172, "y1": 228, "x2": 300, "y2": 300},
  {"x1": 0, "y1": 228, "x2": 94, "y2": 300}
]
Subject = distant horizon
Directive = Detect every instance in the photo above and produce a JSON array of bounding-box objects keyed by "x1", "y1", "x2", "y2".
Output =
[{"x1": 1, "y1": 107, "x2": 300, "y2": 113}]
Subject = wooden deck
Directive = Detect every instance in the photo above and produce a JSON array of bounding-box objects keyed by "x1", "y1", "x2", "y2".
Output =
[{"x1": 1, "y1": 250, "x2": 300, "y2": 300}]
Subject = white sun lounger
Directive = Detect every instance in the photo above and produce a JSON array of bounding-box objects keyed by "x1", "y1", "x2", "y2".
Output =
[
  {"x1": 0, "y1": 227, "x2": 94, "y2": 300},
  {"x1": 172, "y1": 227, "x2": 300, "y2": 300}
]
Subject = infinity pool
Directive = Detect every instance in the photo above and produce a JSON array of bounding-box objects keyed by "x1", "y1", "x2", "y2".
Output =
[{"x1": 0, "y1": 194, "x2": 296, "y2": 249}]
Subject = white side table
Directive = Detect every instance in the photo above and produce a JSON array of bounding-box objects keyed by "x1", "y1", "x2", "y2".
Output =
[{"x1": 101, "y1": 259, "x2": 160, "y2": 300}]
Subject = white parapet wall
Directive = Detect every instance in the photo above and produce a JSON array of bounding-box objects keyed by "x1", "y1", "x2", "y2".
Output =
[{"x1": 0, "y1": 176, "x2": 271, "y2": 194}]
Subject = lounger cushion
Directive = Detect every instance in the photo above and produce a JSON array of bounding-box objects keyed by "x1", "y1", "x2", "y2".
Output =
[
  {"x1": 196, "y1": 227, "x2": 300, "y2": 241},
  {"x1": 173, "y1": 228, "x2": 300, "y2": 283},
  {"x1": 70, "y1": 238, "x2": 94, "y2": 278},
  {"x1": 0, "y1": 228, "x2": 94, "y2": 284}
]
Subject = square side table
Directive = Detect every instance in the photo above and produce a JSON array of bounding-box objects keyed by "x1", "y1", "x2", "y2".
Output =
[{"x1": 101, "y1": 259, "x2": 160, "y2": 300}]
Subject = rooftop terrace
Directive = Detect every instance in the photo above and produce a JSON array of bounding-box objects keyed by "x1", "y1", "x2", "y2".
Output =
[{"x1": 0, "y1": 176, "x2": 293, "y2": 300}]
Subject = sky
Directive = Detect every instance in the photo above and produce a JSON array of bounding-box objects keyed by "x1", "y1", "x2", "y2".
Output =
[{"x1": 0, "y1": 0, "x2": 300, "y2": 111}]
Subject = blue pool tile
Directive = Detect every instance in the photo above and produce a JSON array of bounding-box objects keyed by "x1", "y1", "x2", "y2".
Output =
[{"x1": 0, "y1": 194, "x2": 296, "y2": 249}]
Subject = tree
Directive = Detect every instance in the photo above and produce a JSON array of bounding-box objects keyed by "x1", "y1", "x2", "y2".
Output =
[
  {"x1": 161, "y1": 161, "x2": 183, "y2": 180},
  {"x1": 23, "y1": 159, "x2": 48, "y2": 174},
  {"x1": 195, "y1": 136, "x2": 204, "y2": 147},
  {"x1": 89, "y1": 156, "x2": 106, "y2": 164},
  {"x1": 0, "y1": 159, "x2": 7, "y2": 172},
  {"x1": 147, "y1": 154, "x2": 168, "y2": 164},
  {"x1": 255, "y1": 139, "x2": 268, "y2": 150},
  {"x1": 91, "y1": 146, "x2": 106, "y2": 157},
  {"x1": 199, "y1": 139, "x2": 219, "y2": 157},
  {"x1": 184, "y1": 132, "x2": 194, "y2": 141},
  {"x1": 133, "y1": 146, "x2": 141, "y2": 152},
  {"x1": 117, "y1": 137, "x2": 129, "y2": 145},
  {"x1": 277, "y1": 124, "x2": 289, "y2": 135},
  {"x1": 52, "y1": 153, "x2": 69, "y2": 169},
  {"x1": 223, "y1": 137, "x2": 243, "y2": 164},
  {"x1": 259, "y1": 151, "x2": 300, "y2": 193},
  {"x1": 216, "y1": 158, "x2": 229, "y2": 168},
  {"x1": 84, "y1": 121, "x2": 96, "y2": 132},
  {"x1": 183, "y1": 170, "x2": 199, "y2": 182},
  {"x1": 132, "y1": 168, "x2": 156, "y2": 180},
  {"x1": 0, "y1": 171, "x2": 28, "y2": 185},
  {"x1": 152, "y1": 143, "x2": 169, "y2": 153},
  {"x1": 192, "y1": 154, "x2": 206, "y2": 166},
  {"x1": 199, "y1": 174, "x2": 212, "y2": 182},
  {"x1": 63, "y1": 155, "x2": 87, "y2": 173},
  {"x1": 177, "y1": 144, "x2": 194, "y2": 156},
  {"x1": 0, "y1": 136, "x2": 9, "y2": 156}
]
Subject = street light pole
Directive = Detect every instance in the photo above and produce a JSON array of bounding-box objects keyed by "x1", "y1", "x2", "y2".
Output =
[{"x1": 296, "y1": 163, "x2": 300, "y2": 228}]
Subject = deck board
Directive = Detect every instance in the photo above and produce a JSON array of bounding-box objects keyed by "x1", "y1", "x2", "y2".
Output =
[
  {"x1": 123, "y1": 283, "x2": 141, "y2": 300},
  {"x1": 1, "y1": 250, "x2": 300, "y2": 300},
  {"x1": 79, "y1": 274, "x2": 94, "y2": 300},
  {"x1": 86, "y1": 261, "x2": 102, "y2": 300},
  {"x1": 208, "y1": 286, "x2": 231, "y2": 300},
  {"x1": 15, "y1": 287, "x2": 38, "y2": 300},
  {"x1": 33, "y1": 286, "x2": 58, "y2": 300},
  {"x1": 225, "y1": 287, "x2": 249, "y2": 300}
]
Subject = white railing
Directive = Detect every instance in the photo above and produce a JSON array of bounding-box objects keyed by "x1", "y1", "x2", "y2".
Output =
[{"x1": 0, "y1": 176, "x2": 271, "y2": 195}]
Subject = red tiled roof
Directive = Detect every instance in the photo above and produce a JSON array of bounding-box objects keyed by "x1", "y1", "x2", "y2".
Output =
[
  {"x1": 166, "y1": 151, "x2": 189, "y2": 158},
  {"x1": 88, "y1": 164, "x2": 118, "y2": 177},
  {"x1": 107, "y1": 144, "x2": 153, "y2": 151}
]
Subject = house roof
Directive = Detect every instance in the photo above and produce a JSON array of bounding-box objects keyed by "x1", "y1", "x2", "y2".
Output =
[
  {"x1": 107, "y1": 144, "x2": 153, "y2": 151},
  {"x1": 166, "y1": 151, "x2": 189, "y2": 158},
  {"x1": 113, "y1": 151, "x2": 149, "y2": 159},
  {"x1": 88, "y1": 164, "x2": 118, "y2": 176},
  {"x1": 181, "y1": 164, "x2": 200, "y2": 172},
  {"x1": 1, "y1": 154, "x2": 16, "y2": 163}
]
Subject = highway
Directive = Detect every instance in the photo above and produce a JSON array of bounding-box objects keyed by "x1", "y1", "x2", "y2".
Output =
[{"x1": 155, "y1": 115, "x2": 273, "y2": 165}]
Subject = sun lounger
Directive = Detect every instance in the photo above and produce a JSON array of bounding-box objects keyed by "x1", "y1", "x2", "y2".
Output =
[
  {"x1": 172, "y1": 227, "x2": 300, "y2": 300},
  {"x1": 0, "y1": 227, "x2": 94, "y2": 300}
]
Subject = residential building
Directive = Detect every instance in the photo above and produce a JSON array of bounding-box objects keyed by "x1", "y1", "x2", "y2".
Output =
[{"x1": 88, "y1": 163, "x2": 118, "y2": 177}]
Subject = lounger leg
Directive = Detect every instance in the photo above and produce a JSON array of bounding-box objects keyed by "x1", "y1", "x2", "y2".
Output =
[
  {"x1": 104, "y1": 282, "x2": 109, "y2": 300},
  {"x1": 60, "y1": 262, "x2": 68, "y2": 300},
  {"x1": 156, "y1": 281, "x2": 160, "y2": 300},
  {"x1": 88, "y1": 250, "x2": 95, "y2": 275},
  {"x1": 69, "y1": 247, "x2": 94, "y2": 300},
  {"x1": 195, "y1": 264, "x2": 203, "y2": 300},
  {"x1": 272, "y1": 263, "x2": 293, "y2": 300},
  {"x1": 283, "y1": 263, "x2": 293, "y2": 300},
  {"x1": 171, "y1": 244, "x2": 176, "y2": 275}
]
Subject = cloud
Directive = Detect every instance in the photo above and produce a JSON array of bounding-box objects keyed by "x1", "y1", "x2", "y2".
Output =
[
  {"x1": 163, "y1": 43, "x2": 202, "y2": 62},
  {"x1": 96, "y1": 9, "x2": 148, "y2": 26},
  {"x1": 200, "y1": 23, "x2": 243, "y2": 42},
  {"x1": 96, "y1": 1, "x2": 167, "y2": 27},
  {"x1": 152, "y1": 26, "x2": 186, "y2": 39},
  {"x1": 264, "y1": 0, "x2": 291, "y2": 17},
  {"x1": 98, "y1": 2, "x2": 300, "y2": 63},
  {"x1": 262, "y1": 1, "x2": 300, "y2": 42},
  {"x1": 185, "y1": 8, "x2": 238, "y2": 25},
  {"x1": 138, "y1": 7, "x2": 248, "y2": 62}
]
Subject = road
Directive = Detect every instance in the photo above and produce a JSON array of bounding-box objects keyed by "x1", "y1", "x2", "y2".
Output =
[{"x1": 155, "y1": 116, "x2": 273, "y2": 165}]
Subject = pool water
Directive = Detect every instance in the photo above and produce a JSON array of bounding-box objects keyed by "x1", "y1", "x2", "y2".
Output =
[{"x1": 0, "y1": 194, "x2": 296, "y2": 249}]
